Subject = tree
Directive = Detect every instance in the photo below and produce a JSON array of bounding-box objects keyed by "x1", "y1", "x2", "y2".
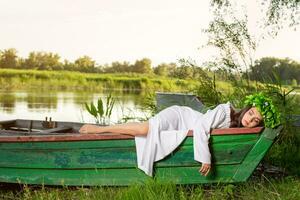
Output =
[
  {"x1": 248, "y1": 57, "x2": 300, "y2": 83},
  {"x1": 204, "y1": 0, "x2": 299, "y2": 83},
  {"x1": 154, "y1": 63, "x2": 169, "y2": 76},
  {"x1": 171, "y1": 66, "x2": 193, "y2": 79},
  {"x1": 22, "y1": 52, "x2": 37, "y2": 69},
  {"x1": 0, "y1": 48, "x2": 18, "y2": 69},
  {"x1": 132, "y1": 58, "x2": 153, "y2": 74},
  {"x1": 74, "y1": 56, "x2": 96, "y2": 73},
  {"x1": 23, "y1": 51, "x2": 62, "y2": 70},
  {"x1": 62, "y1": 59, "x2": 74, "y2": 71},
  {"x1": 211, "y1": 0, "x2": 299, "y2": 35},
  {"x1": 204, "y1": 11, "x2": 257, "y2": 79},
  {"x1": 104, "y1": 61, "x2": 132, "y2": 73}
]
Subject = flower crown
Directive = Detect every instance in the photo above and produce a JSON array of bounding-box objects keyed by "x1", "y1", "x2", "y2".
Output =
[{"x1": 244, "y1": 93, "x2": 281, "y2": 128}]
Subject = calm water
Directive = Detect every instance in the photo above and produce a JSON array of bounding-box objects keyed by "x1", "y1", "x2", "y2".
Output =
[
  {"x1": 0, "y1": 89, "x2": 150, "y2": 124},
  {"x1": 1, "y1": 89, "x2": 299, "y2": 124}
]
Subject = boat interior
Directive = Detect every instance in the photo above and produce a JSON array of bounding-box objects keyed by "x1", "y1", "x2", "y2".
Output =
[{"x1": 0, "y1": 119, "x2": 81, "y2": 136}]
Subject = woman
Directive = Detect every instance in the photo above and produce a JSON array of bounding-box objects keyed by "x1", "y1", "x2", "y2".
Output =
[{"x1": 79, "y1": 93, "x2": 280, "y2": 177}]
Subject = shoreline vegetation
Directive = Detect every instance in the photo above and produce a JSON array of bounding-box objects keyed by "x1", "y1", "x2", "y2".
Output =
[
  {"x1": 0, "y1": 68, "x2": 199, "y2": 92},
  {"x1": 1, "y1": 68, "x2": 298, "y2": 94}
]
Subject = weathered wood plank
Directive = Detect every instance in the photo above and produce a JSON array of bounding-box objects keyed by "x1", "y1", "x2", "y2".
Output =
[
  {"x1": 0, "y1": 139, "x2": 136, "y2": 150},
  {"x1": 0, "y1": 120, "x2": 16, "y2": 130},
  {"x1": 232, "y1": 127, "x2": 282, "y2": 182},
  {"x1": 0, "y1": 130, "x2": 38, "y2": 135},
  {"x1": 0, "y1": 120, "x2": 16, "y2": 126},
  {"x1": 0, "y1": 133, "x2": 132, "y2": 142},
  {"x1": 0, "y1": 138, "x2": 257, "y2": 169},
  {"x1": 0, "y1": 127, "x2": 263, "y2": 142},
  {"x1": 0, "y1": 134, "x2": 259, "y2": 150},
  {"x1": 40, "y1": 126, "x2": 73, "y2": 134},
  {"x1": 211, "y1": 127, "x2": 263, "y2": 135}
]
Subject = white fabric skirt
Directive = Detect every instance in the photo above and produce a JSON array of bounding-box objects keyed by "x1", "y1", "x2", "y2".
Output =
[{"x1": 135, "y1": 105, "x2": 197, "y2": 176}]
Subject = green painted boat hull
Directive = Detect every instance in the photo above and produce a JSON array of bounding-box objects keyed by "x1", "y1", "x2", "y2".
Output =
[{"x1": 0, "y1": 126, "x2": 282, "y2": 186}]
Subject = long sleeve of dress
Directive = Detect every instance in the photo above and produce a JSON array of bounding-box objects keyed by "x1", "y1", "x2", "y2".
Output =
[{"x1": 192, "y1": 103, "x2": 231, "y2": 164}]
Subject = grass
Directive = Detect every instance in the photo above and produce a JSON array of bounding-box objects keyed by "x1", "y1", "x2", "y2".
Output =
[
  {"x1": 0, "y1": 176, "x2": 299, "y2": 200},
  {"x1": 0, "y1": 68, "x2": 297, "y2": 101},
  {"x1": 0, "y1": 68, "x2": 200, "y2": 92}
]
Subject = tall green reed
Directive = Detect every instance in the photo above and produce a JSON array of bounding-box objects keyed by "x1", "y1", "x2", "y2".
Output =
[{"x1": 85, "y1": 94, "x2": 115, "y2": 125}]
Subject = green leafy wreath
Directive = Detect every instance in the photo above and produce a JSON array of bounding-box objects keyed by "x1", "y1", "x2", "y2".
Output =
[{"x1": 244, "y1": 93, "x2": 281, "y2": 128}]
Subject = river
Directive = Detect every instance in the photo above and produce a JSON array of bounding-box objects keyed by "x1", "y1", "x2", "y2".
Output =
[{"x1": 0, "y1": 89, "x2": 151, "y2": 124}]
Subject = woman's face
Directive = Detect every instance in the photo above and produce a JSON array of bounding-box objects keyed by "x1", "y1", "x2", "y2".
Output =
[{"x1": 241, "y1": 107, "x2": 263, "y2": 128}]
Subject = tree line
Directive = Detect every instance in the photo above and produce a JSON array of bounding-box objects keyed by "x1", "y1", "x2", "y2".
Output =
[
  {"x1": 0, "y1": 48, "x2": 210, "y2": 79},
  {"x1": 248, "y1": 57, "x2": 300, "y2": 86},
  {"x1": 0, "y1": 48, "x2": 299, "y2": 85}
]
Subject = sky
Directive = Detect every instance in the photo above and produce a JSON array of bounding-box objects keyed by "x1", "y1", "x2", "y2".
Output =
[{"x1": 0, "y1": 0, "x2": 299, "y2": 66}]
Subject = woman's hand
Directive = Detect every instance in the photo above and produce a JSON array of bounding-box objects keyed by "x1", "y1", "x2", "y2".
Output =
[
  {"x1": 199, "y1": 163, "x2": 211, "y2": 176},
  {"x1": 79, "y1": 124, "x2": 99, "y2": 134}
]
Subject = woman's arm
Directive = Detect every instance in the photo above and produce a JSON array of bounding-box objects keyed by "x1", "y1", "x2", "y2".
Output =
[
  {"x1": 79, "y1": 122, "x2": 149, "y2": 136},
  {"x1": 194, "y1": 104, "x2": 228, "y2": 176}
]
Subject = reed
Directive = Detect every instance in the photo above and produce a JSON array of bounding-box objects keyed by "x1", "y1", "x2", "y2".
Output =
[{"x1": 0, "y1": 69, "x2": 199, "y2": 92}]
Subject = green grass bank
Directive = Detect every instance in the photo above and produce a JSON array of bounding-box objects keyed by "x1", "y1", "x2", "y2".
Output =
[{"x1": 0, "y1": 69, "x2": 199, "y2": 92}]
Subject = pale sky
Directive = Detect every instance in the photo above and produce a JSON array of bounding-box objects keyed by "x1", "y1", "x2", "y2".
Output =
[{"x1": 0, "y1": 0, "x2": 299, "y2": 66}]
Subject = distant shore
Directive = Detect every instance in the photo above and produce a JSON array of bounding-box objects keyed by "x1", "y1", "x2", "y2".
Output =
[{"x1": 0, "y1": 68, "x2": 200, "y2": 92}]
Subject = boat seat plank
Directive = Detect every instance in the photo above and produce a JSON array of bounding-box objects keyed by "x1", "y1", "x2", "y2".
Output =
[
  {"x1": 0, "y1": 120, "x2": 17, "y2": 130},
  {"x1": 0, "y1": 120, "x2": 16, "y2": 126},
  {"x1": 0, "y1": 130, "x2": 35, "y2": 135},
  {"x1": 0, "y1": 127, "x2": 73, "y2": 135},
  {"x1": 40, "y1": 126, "x2": 73, "y2": 134}
]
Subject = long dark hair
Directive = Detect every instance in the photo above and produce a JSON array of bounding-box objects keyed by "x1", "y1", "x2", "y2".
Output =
[{"x1": 229, "y1": 106, "x2": 251, "y2": 128}]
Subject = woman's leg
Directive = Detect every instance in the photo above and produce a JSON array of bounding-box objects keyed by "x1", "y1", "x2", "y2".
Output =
[
  {"x1": 79, "y1": 121, "x2": 149, "y2": 136},
  {"x1": 80, "y1": 106, "x2": 181, "y2": 135}
]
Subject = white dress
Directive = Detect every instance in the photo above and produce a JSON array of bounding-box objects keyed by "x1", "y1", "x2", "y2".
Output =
[{"x1": 135, "y1": 103, "x2": 231, "y2": 176}]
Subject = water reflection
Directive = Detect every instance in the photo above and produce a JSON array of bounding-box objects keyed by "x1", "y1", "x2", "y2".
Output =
[
  {"x1": 26, "y1": 94, "x2": 58, "y2": 110},
  {"x1": 0, "y1": 93, "x2": 16, "y2": 113},
  {"x1": 0, "y1": 89, "x2": 150, "y2": 123}
]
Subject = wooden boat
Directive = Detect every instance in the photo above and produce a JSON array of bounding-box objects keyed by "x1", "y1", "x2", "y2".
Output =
[
  {"x1": 0, "y1": 93, "x2": 283, "y2": 186},
  {"x1": 0, "y1": 119, "x2": 282, "y2": 186}
]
